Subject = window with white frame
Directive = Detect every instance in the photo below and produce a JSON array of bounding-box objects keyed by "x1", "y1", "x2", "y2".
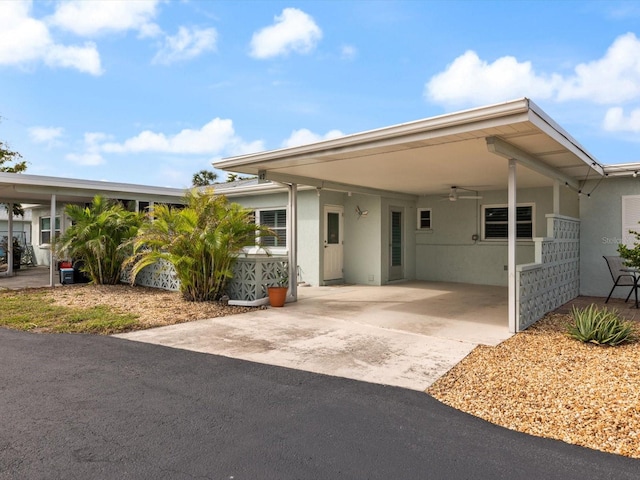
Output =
[
  {"x1": 40, "y1": 216, "x2": 61, "y2": 244},
  {"x1": 482, "y1": 204, "x2": 534, "y2": 240},
  {"x1": 256, "y1": 209, "x2": 287, "y2": 248},
  {"x1": 417, "y1": 208, "x2": 432, "y2": 230},
  {"x1": 622, "y1": 195, "x2": 640, "y2": 247}
]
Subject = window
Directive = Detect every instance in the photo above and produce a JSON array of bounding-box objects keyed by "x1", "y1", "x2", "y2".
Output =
[
  {"x1": 40, "y1": 216, "x2": 61, "y2": 244},
  {"x1": 417, "y1": 208, "x2": 432, "y2": 229},
  {"x1": 257, "y1": 209, "x2": 287, "y2": 247},
  {"x1": 482, "y1": 204, "x2": 534, "y2": 240},
  {"x1": 622, "y1": 196, "x2": 640, "y2": 247}
]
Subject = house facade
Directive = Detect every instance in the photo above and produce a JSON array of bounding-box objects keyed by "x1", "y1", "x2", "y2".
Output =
[{"x1": 2, "y1": 98, "x2": 639, "y2": 336}]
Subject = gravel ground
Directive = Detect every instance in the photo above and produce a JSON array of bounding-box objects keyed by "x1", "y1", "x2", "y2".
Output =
[
  {"x1": 45, "y1": 284, "x2": 257, "y2": 328},
  {"x1": 427, "y1": 314, "x2": 640, "y2": 459},
  {"x1": 26, "y1": 285, "x2": 640, "y2": 459}
]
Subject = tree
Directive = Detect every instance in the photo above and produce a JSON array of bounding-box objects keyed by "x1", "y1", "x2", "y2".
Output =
[
  {"x1": 55, "y1": 196, "x2": 142, "y2": 285},
  {"x1": 192, "y1": 169, "x2": 218, "y2": 187},
  {"x1": 1, "y1": 139, "x2": 28, "y2": 216},
  {"x1": 126, "y1": 189, "x2": 273, "y2": 302}
]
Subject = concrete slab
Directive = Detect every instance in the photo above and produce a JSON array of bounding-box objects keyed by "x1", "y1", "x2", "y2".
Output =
[
  {"x1": 116, "y1": 282, "x2": 512, "y2": 391},
  {"x1": 0, "y1": 265, "x2": 60, "y2": 289}
]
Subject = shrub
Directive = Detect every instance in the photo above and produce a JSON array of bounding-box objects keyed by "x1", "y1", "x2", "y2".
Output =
[
  {"x1": 126, "y1": 189, "x2": 274, "y2": 302},
  {"x1": 55, "y1": 196, "x2": 142, "y2": 285},
  {"x1": 567, "y1": 304, "x2": 635, "y2": 346}
]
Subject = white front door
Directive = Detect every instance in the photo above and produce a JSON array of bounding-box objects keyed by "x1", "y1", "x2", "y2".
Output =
[{"x1": 324, "y1": 205, "x2": 344, "y2": 281}]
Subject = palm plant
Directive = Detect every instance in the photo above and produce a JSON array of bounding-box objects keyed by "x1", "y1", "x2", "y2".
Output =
[
  {"x1": 55, "y1": 196, "x2": 142, "y2": 285},
  {"x1": 127, "y1": 189, "x2": 273, "y2": 302}
]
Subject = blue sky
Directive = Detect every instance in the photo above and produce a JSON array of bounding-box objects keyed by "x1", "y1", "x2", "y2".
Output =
[{"x1": 1, "y1": 0, "x2": 640, "y2": 188}]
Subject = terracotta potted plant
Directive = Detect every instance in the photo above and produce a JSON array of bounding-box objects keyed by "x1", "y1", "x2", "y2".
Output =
[{"x1": 267, "y1": 267, "x2": 288, "y2": 307}]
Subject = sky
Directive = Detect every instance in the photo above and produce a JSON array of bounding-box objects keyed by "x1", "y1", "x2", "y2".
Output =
[{"x1": 1, "y1": 0, "x2": 640, "y2": 189}]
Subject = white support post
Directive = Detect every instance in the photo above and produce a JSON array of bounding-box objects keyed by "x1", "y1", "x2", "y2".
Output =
[
  {"x1": 553, "y1": 179, "x2": 560, "y2": 215},
  {"x1": 289, "y1": 183, "x2": 298, "y2": 302},
  {"x1": 7, "y1": 203, "x2": 13, "y2": 276},
  {"x1": 49, "y1": 194, "x2": 56, "y2": 287},
  {"x1": 508, "y1": 160, "x2": 517, "y2": 333}
]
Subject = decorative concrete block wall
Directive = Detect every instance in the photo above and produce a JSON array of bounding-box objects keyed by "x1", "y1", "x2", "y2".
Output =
[
  {"x1": 516, "y1": 215, "x2": 580, "y2": 331},
  {"x1": 121, "y1": 256, "x2": 288, "y2": 302},
  {"x1": 121, "y1": 259, "x2": 180, "y2": 291},
  {"x1": 226, "y1": 256, "x2": 288, "y2": 302}
]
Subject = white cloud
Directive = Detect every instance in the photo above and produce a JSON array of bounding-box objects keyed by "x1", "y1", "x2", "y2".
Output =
[
  {"x1": 0, "y1": 1, "x2": 102, "y2": 75},
  {"x1": 66, "y1": 152, "x2": 105, "y2": 166},
  {"x1": 153, "y1": 26, "x2": 217, "y2": 65},
  {"x1": 45, "y1": 42, "x2": 102, "y2": 75},
  {"x1": 29, "y1": 126, "x2": 64, "y2": 144},
  {"x1": 425, "y1": 33, "x2": 640, "y2": 109},
  {"x1": 250, "y1": 8, "x2": 322, "y2": 59},
  {"x1": 425, "y1": 50, "x2": 561, "y2": 107},
  {"x1": 340, "y1": 44, "x2": 357, "y2": 60},
  {"x1": 558, "y1": 33, "x2": 640, "y2": 104},
  {"x1": 65, "y1": 132, "x2": 109, "y2": 166},
  {"x1": 101, "y1": 118, "x2": 250, "y2": 155},
  {"x1": 603, "y1": 107, "x2": 640, "y2": 132},
  {"x1": 282, "y1": 128, "x2": 344, "y2": 148},
  {"x1": 49, "y1": 0, "x2": 161, "y2": 37}
]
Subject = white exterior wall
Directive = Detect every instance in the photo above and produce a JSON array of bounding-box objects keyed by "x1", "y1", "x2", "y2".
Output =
[
  {"x1": 343, "y1": 193, "x2": 382, "y2": 285},
  {"x1": 580, "y1": 177, "x2": 640, "y2": 298},
  {"x1": 231, "y1": 189, "x2": 322, "y2": 286},
  {"x1": 30, "y1": 205, "x2": 72, "y2": 267},
  {"x1": 414, "y1": 186, "x2": 577, "y2": 286}
]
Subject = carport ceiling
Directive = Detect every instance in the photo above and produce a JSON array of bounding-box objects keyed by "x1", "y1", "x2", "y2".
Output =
[{"x1": 215, "y1": 98, "x2": 603, "y2": 197}]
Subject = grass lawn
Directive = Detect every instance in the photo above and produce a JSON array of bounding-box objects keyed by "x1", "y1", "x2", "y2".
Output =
[{"x1": 0, "y1": 290, "x2": 140, "y2": 334}]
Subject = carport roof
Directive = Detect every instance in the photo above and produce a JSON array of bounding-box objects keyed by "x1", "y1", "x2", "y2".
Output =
[
  {"x1": 0, "y1": 172, "x2": 187, "y2": 206},
  {"x1": 214, "y1": 98, "x2": 604, "y2": 197}
]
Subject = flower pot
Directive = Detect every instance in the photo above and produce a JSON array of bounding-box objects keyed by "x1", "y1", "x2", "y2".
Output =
[{"x1": 267, "y1": 286, "x2": 288, "y2": 307}]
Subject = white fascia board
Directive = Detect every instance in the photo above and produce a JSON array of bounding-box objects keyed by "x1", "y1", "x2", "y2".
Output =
[
  {"x1": 214, "y1": 98, "x2": 532, "y2": 170},
  {"x1": 0, "y1": 172, "x2": 186, "y2": 198},
  {"x1": 602, "y1": 162, "x2": 640, "y2": 177},
  {"x1": 526, "y1": 101, "x2": 604, "y2": 176}
]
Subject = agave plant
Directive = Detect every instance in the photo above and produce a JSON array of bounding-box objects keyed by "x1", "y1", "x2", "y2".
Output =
[
  {"x1": 567, "y1": 304, "x2": 635, "y2": 346},
  {"x1": 55, "y1": 196, "x2": 142, "y2": 285},
  {"x1": 127, "y1": 189, "x2": 274, "y2": 302}
]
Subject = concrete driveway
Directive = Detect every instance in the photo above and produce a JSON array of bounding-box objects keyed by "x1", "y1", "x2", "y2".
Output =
[{"x1": 117, "y1": 282, "x2": 512, "y2": 391}]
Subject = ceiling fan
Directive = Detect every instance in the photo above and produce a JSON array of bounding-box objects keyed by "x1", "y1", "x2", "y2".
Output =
[{"x1": 444, "y1": 186, "x2": 483, "y2": 202}]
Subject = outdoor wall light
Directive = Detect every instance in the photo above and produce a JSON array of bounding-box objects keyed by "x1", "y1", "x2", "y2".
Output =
[{"x1": 634, "y1": 171, "x2": 638, "y2": 178}]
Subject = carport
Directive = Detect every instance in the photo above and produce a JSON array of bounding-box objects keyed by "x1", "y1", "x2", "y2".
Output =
[
  {"x1": 0, "y1": 173, "x2": 185, "y2": 285},
  {"x1": 215, "y1": 98, "x2": 604, "y2": 333}
]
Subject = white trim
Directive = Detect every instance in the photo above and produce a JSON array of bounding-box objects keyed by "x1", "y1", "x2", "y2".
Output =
[{"x1": 417, "y1": 208, "x2": 432, "y2": 230}]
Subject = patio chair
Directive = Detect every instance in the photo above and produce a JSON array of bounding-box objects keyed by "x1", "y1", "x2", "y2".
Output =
[{"x1": 603, "y1": 256, "x2": 637, "y2": 304}]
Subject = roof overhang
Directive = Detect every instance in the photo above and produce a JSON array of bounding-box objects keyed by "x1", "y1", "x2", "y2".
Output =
[
  {"x1": 0, "y1": 173, "x2": 187, "y2": 206},
  {"x1": 214, "y1": 98, "x2": 603, "y2": 197}
]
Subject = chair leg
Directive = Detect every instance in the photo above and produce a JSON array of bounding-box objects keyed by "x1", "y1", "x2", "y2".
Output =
[
  {"x1": 625, "y1": 286, "x2": 634, "y2": 302},
  {"x1": 606, "y1": 284, "x2": 618, "y2": 303}
]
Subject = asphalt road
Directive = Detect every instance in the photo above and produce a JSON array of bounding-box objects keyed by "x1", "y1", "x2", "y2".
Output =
[{"x1": 1, "y1": 328, "x2": 638, "y2": 480}]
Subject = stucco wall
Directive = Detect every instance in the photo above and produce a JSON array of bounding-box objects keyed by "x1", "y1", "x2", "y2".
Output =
[
  {"x1": 343, "y1": 193, "x2": 382, "y2": 285},
  {"x1": 579, "y1": 177, "x2": 640, "y2": 298},
  {"x1": 230, "y1": 189, "x2": 321, "y2": 286},
  {"x1": 30, "y1": 206, "x2": 71, "y2": 267},
  {"x1": 415, "y1": 186, "x2": 567, "y2": 286}
]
